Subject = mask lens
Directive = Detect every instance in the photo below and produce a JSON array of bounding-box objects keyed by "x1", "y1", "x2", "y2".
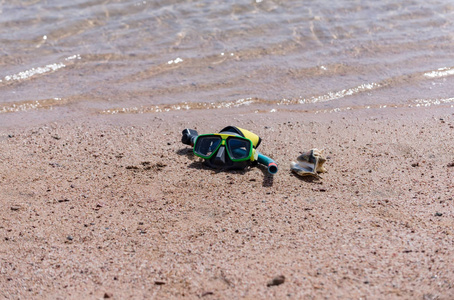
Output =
[
  {"x1": 226, "y1": 137, "x2": 252, "y2": 161},
  {"x1": 194, "y1": 135, "x2": 222, "y2": 158}
]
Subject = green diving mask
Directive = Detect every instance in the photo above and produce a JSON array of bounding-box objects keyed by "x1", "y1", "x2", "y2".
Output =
[
  {"x1": 194, "y1": 134, "x2": 256, "y2": 162},
  {"x1": 181, "y1": 126, "x2": 278, "y2": 174}
]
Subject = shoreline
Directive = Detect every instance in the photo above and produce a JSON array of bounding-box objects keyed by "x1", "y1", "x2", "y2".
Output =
[{"x1": 1, "y1": 105, "x2": 453, "y2": 299}]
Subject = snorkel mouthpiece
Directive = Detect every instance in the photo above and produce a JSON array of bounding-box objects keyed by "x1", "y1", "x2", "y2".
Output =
[{"x1": 181, "y1": 128, "x2": 198, "y2": 146}]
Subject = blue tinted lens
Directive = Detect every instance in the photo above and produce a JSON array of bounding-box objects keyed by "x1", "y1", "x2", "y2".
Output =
[
  {"x1": 226, "y1": 137, "x2": 251, "y2": 160},
  {"x1": 194, "y1": 136, "x2": 222, "y2": 158}
]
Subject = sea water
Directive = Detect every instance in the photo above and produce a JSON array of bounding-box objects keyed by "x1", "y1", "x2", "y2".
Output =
[{"x1": 1, "y1": 0, "x2": 453, "y2": 122}]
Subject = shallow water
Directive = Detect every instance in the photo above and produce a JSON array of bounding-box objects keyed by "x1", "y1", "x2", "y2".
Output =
[{"x1": 1, "y1": 0, "x2": 454, "y2": 122}]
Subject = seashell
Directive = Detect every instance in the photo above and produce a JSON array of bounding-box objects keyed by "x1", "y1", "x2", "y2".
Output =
[{"x1": 291, "y1": 148, "x2": 327, "y2": 177}]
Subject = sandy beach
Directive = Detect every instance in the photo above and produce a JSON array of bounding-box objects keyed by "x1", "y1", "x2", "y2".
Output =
[
  {"x1": 2, "y1": 0, "x2": 454, "y2": 298},
  {"x1": 1, "y1": 106, "x2": 453, "y2": 299}
]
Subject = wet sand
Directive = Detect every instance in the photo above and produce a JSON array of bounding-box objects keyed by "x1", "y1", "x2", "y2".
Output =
[{"x1": 1, "y1": 106, "x2": 453, "y2": 299}]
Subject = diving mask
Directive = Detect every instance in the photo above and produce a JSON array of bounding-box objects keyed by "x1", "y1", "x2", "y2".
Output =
[
  {"x1": 194, "y1": 133, "x2": 257, "y2": 166},
  {"x1": 181, "y1": 126, "x2": 278, "y2": 174}
]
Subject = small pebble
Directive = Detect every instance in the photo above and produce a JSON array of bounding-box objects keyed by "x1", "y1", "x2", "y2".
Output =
[
  {"x1": 267, "y1": 275, "x2": 285, "y2": 287},
  {"x1": 434, "y1": 212, "x2": 443, "y2": 217}
]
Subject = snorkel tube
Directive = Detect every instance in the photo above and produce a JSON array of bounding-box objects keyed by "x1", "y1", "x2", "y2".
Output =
[{"x1": 256, "y1": 151, "x2": 278, "y2": 175}]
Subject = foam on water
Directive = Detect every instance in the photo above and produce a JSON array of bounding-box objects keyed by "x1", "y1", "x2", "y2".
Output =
[
  {"x1": 0, "y1": 55, "x2": 81, "y2": 83},
  {"x1": 424, "y1": 67, "x2": 454, "y2": 79}
]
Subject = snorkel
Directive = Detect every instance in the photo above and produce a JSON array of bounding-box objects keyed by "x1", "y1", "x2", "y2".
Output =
[
  {"x1": 181, "y1": 127, "x2": 278, "y2": 174},
  {"x1": 181, "y1": 128, "x2": 198, "y2": 146},
  {"x1": 257, "y1": 152, "x2": 278, "y2": 175}
]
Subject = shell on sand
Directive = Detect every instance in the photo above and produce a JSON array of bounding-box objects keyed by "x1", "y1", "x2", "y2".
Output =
[{"x1": 290, "y1": 148, "x2": 327, "y2": 177}]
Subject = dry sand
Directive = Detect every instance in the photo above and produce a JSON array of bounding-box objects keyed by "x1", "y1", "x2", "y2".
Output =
[{"x1": 1, "y1": 106, "x2": 453, "y2": 299}]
